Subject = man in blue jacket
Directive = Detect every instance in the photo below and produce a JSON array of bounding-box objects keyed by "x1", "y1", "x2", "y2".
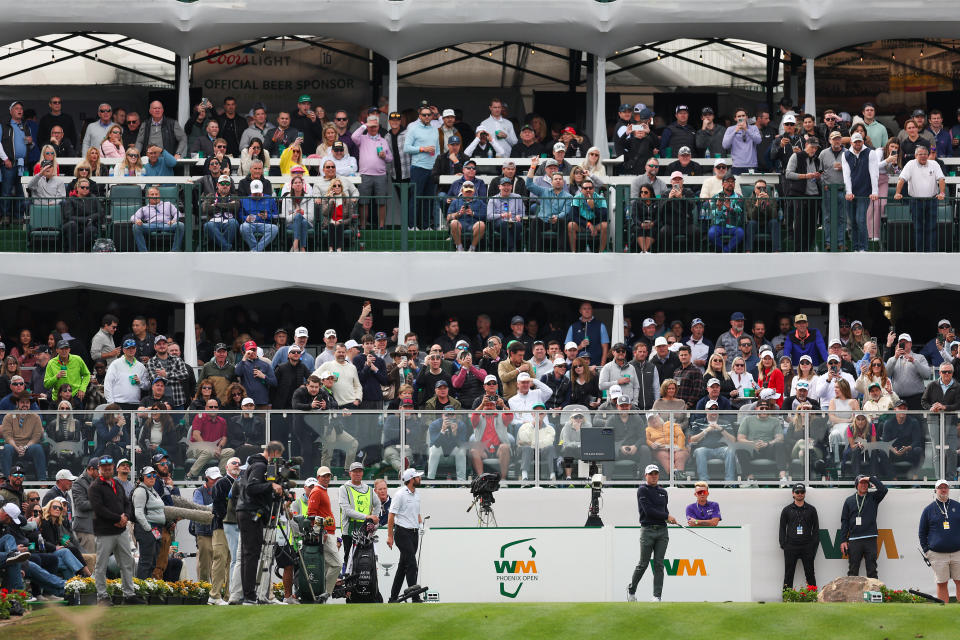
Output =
[
  {"x1": 839, "y1": 474, "x2": 887, "y2": 579},
  {"x1": 919, "y1": 479, "x2": 960, "y2": 603},
  {"x1": 783, "y1": 313, "x2": 829, "y2": 366},
  {"x1": 627, "y1": 464, "x2": 677, "y2": 602},
  {"x1": 234, "y1": 340, "x2": 277, "y2": 408},
  {"x1": 239, "y1": 180, "x2": 278, "y2": 252}
]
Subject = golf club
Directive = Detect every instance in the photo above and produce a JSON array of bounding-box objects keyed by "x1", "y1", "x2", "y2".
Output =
[{"x1": 674, "y1": 522, "x2": 732, "y2": 552}]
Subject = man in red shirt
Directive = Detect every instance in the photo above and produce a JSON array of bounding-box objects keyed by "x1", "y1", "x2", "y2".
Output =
[
  {"x1": 469, "y1": 394, "x2": 514, "y2": 483},
  {"x1": 186, "y1": 398, "x2": 235, "y2": 479},
  {"x1": 307, "y1": 466, "x2": 343, "y2": 594}
]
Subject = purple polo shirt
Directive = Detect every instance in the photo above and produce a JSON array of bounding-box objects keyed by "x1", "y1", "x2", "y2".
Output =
[
  {"x1": 350, "y1": 125, "x2": 393, "y2": 176},
  {"x1": 685, "y1": 500, "x2": 722, "y2": 523}
]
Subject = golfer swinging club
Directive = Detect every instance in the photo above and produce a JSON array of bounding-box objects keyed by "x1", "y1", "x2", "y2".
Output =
[{"x1": 628, "y1": 463, "x2": 677, "y2": 602}]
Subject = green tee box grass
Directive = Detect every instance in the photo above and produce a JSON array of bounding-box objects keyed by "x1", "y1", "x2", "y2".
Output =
[{"x1": 4, "y1": 602, "x2": 956, "y2": 640}]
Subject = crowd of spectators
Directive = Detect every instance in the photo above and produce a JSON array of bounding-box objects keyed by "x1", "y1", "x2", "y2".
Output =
[
  {"x1": 0, "y1": 300, "x2": 957, "y2": 490},
  {"x1": 4, "y1": 95, "x2": 957, "y2": 252}
]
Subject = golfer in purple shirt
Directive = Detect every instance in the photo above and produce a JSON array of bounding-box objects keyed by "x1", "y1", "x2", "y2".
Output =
[{"x1": 685, "y1": 482, "x2": 722, "y2": 526}]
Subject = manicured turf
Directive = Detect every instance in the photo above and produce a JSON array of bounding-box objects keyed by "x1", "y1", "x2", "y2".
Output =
[{"x1": 3, "y1": 601, "x2": 957, "y2": 640}]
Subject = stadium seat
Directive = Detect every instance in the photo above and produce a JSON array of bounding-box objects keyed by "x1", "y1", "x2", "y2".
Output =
[{"x1": 27, "y1": 201, "x2": 63, "y2": 251}]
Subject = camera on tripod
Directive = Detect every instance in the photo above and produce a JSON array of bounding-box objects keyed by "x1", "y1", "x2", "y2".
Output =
[
  {"x1": 265, "y1": 456, "x2": 303, "y2": 490},
  {"x1": 469, "y1": 472, "x2": 500, "y2": 509}
]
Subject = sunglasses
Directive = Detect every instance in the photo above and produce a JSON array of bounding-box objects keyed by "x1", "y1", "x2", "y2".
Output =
[
  {"x1": 155, "y1": 461, "x2": 169, "y2": 466},
  {"x1": 695, "y1": 490, "x2": 708, "y2": 496},
  {"x1": 216, "y1": 144, "x2": 227, "y2": 149},
  {"x1": 127, "y1": 153, "x2": 139, "y2": 158},
  {"x1": 335, "y1": 117, "x2": 348, "y2": 121},
  {"x1": 99, "y1": 108, "x2": 112, "y2": 113},
  {"x1": 144, "y1": 473, "x2": 157, "y2": 479},
  {"x1": 28, "y1": 496, "x2": 39, "y2": 502},
  {"x1": 12, "y1": 474, "x2": 25, "y2": 478},
  {"x1": 11, "y1": 381, "x2": 24, "y2": 386},
  {"x1": 33, "y1": 510, "x2": 42, "y2": 516},
  {"x1": 50, "y1": 505, "x2": 63, "y2": 510},
  {"x1": 793, "y1": 490, "x2": 805, "y2": 495}
]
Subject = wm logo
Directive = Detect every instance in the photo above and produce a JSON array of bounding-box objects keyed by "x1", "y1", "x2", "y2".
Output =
[
  {"x1": 495, "y1": 538, "x2": 537, "y2": 598},
  {"x1": 818, "y1": 529, "x2": 899, "y2": 559},
  {"x1": 651, "y1": 558, "x2": 707, "y2": 576},
  {"x1": 494, "y1": 560, "x2": 538, "y2": 574}
]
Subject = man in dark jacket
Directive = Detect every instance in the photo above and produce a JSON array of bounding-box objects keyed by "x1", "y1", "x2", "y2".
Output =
[
  {"x1": 61, "y1": 179, "x2": 104, "y2": 252},
  {"x1": 839, "y1": 474, "x2": 887, "y2": 579},
  {"x1": 71, "y1": 457, "x2": 99, "y2": 553},
  {"x1": 236, "y1": 441, "x2": 285, "y2": 605},
  {"x1": 779, "y1": 482, "x2": 819, "y2": 589},
  {"x1": 271, "y1": 344, "x2": 310, "y2": 444},
  {"x1": 919, "y1": 479, "x2": 960, "y2": 603},
  {"x1": 627, "y1": 464, "x2": 677, "y2": 602},
  {"x1": 291, "y1": 375, "x2": 340, "y2": 476},
  {"x1": 921, "y1": 362, "x2": 960, "y2": 480},
  {"x1": 881, "y1": 401, "x2": 924, "y2": 474},
  {"x1": 89, "y1": 456, "x2": 141, "y2": 604}
]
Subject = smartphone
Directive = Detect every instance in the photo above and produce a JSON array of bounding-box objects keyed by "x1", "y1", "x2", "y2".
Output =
[{"x1": 898, "y1": 340, "x2": 905, "y2": 350}]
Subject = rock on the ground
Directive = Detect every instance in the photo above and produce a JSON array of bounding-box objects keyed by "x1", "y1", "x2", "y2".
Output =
[{"x1": 817, "y1": 576, "x2": 885, "y2": 602}]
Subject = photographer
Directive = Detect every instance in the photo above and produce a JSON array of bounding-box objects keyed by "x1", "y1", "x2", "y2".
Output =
[
  {"x1": 428, "y1": 406, "x2": 469, "y2": 481},
  {"x1": 236, "y1": 440, "x2": 286, "y2": 606},
  {"x1": 886, "y1": 332, "x2": 931, "y2": 410}
]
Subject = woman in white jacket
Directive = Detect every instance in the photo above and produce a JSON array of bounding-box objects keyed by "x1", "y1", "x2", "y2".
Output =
[
  {"x1": 280, "y1": 174, "x2": 314, "y2": 252},
  {"x1": 516, "y1": 405, "x2": 556, "y2": 483}
]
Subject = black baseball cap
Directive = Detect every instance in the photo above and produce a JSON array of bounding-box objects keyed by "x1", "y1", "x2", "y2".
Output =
[{"x1": 792, "y1": 483, "x2": 806, "y2": 493}]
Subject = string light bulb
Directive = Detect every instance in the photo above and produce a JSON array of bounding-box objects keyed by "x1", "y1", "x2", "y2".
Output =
[
  {"x1": 261, "y1": 43, "x2": 266, "y2": 53},
  {"x1": 891, "y1": 51, "x2": 895, "y2": 60},
  {"x1": 741, "y1": 52, "x2": 745, "y2": 60},
  {"x1": 699, "y1": 52, "x2": 703, "y2": 61}
]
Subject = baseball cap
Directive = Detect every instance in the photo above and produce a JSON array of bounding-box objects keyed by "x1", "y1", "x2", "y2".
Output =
[
  {"x1": 510, "y1": 315, "x2": 524, "y2": 325},
  {"x1": 675, "y1": 105, "x2": 689, "y2": 113},
  {"x1": 714, "y1": 158, "x2": 728, "y2": 168},
  {"x1": 619, "y1": 103, "x2": 632, "y2": 112},
  {"x1": 938, "y1": 319, "x2": 952, "y2": 328},
  {"x1": 796, "y1": 380, "x2": 810, "y2": 390},
  {"x1": 249, "y1": 179, "x2": 263, "y2": 193},
  {"x1": 297, "y1": 94, "x2": 312, "y2": 103},
  {"x1": 434, "y1": 379, "x2": 449, "y2": 388},
  {"x1": 543, "y1": 159, "x2": 559, "y2": 168},
  {"x1": 375, "y1": 332, "x2": 388, "y2": 341},
  {"x1": 463, "y1": 160, "x2": 477, "y2": 169},
  {"x1": 441, "y1": 108, "x2": 455, "y2": 118},
  {"x1": 317, "y1": 466, "x2": 332, "y2": 477},
  {"x1": 139, "y1": 466, "x2": 155, "y2": 477},
  {"x1": 349, "y1": 462, "x2": 364, "y2": 472},
  {"x1": 829, "y1": 338, "x2": 842, "y2": 347},
  {"x1": 517, "y1": 372, "x2": 531, "y2": 382},
  {"x1": 642, "y1": 318, "x2": 656, "y2": 328},
  {"x1": 332, "y1": 141, "x2": 345, "y2": 150},
  {"x1": 701, "y1": 106, "x2": 715, "y2": 116},
  {"x1": 475, "y1": 124, "x2": 487, "y2": 134},
  {"x1": 152, "y1": 377, "x2": 167, "y2": 385},
  {"x1": 936, "y1": 479, "x2": 950, "y2": 489},
  {"x1": 670, "y1": 171, "x2": 684, "y2": 180},
  {"x1": 288, "y1": 344, "x2": 303, "y2": 354},
  {"x1": 792, "y1": 483, "x2": 806, "y2": 493},
  {"x1": 912, "y1": 108, "x2": 926, "y2": 117},
  {"x1": 40, "y1": 159, "x2": 54, "y2": 169},
  {"x1": 730, "y1": 312, "x2": 745, "y2": 321},
  {"x1": 678, "y1": 146, "x2": 691, "y2": 155},
  {"x1": 638, "y1": 108, "x2": 654, "y2": 119},
  {"x1": 304, "y1": 477, "x2": 318, "y2": 488},
  {"x1": 320, "y1": 371, "x2": 335, "y2": 380},
  {"x1": 827, "y1": 354, "x2": 841, "y2": 363},
  {"x1": 55, "y1": 469, "x2": 77, "y2": 481},
  {"x1": 217, "y1": 175, "x2": 232, "y2": 184},
  {"x1": 56, "y1": 339, "x2": 71, "y2": 349},
  {"x1": 562, "y1": 126, "x2": 576, "y2": 135},
  {"x1": 851, "y1": 133, "x2": 864, "y2": 142},
  {"x1": 707, "y1": 377, "x2": 721, "y2": 387},
  {"x1": 705, "y1": 400, "x2": 719, "y2": 409},
  {"x1": 781, "y1": 114, "x2": 796, "y2": 125},
  {"x1": 653, "y1": 337, "x2": 668, "y2": 347},
  {"x1": 388, "y1": 112, "x2": 401, "y2": 120},
  {"x1": 759, "y1": 348, "x2": 774, "y2": 360},
  {"x1": 243, "y1": 340, "x2": 257, "y2": 352},
  {"x1": 461, "y1": 180, "x2": 475, "y2": 189},
  {"x1": 154, "y1": 334, "x2": 168, "y2": 344},
  {"x1": 691, "y1": 318, "x2": 704, "y2": 327},
  {"x1": 829, "y1": 131, "x2": 842, "y2": 140},
  {"x1": 851, "y1": 320, "x2": 863, "y2": 328},
  {"x1": 241, "y1": 397, "x2": 255, "y2": 406},
  {"x1": 98, "y1": 455, "x2": 114, "y2": 466},
  {"x1": 214, "y1": 342, "x2": 227, "y2": 351},
  {"x1": 402, "y1": 468, "x2": 424, "y2": 483},
  {"x1": 565, "y1": 341, "x2": 579, "y2": 351},
  {"x1": 898, "y1": 333, "x2": 912, "y2": 342},
  {"x1": 499, "y1": 177, "x2": 511, "y2": 185},
  {"x1": 344, "y1": 339, "x2": 360, "y2": 350},
  {"x1": 867, "y1": 381, "x2": 881, "y2": 390},
  {"x1": 799, "y1": 354, "x2": 812, "y2": 364},
  {"x1": 553, "y1": 357, "x2": 567, "y2": 366},
  {"x1": 553, "y1": 142, "x2": 566, "y2": 153},
  {"x1": 205, "y1": 467, "x2": 222, "y2": 480},
  {"x1": 290, "y1": 164, "x2": 307, "y2": 174},
  {"x1": 122, "y1": 339, "x2": 137, "y2": 349},
  {"x1": 116, "y1": 458, "x2": 131, "y2": 468},
  {"x1": 794, "y1": 313, "x2": 808, "y2": 323},
  {"x1": 759, "y1": 388, "x2": 781, "y2": 400},
  {"x1": 483, "y1": 374, "x2": 498, "y2": 384},
  {"x1": 2, "y1": 503, "x2": 21, "y2": 520},
  {"x1": 447, "y1": 136, "x2": 461, "y2": 145},
  {"x1": 324, "y1": 329, "x2": 337, "y2": 339},
  {"x1": 855, "y1": 474, "x2": 870, "y2": 485},
  {"x1": 644, "y1": 464, "x2": 660, "y2": 475},
  {"x1": 295, "y1": 326, "x2": 309, "y2": 338},
  {"x1": 520, "y1": 124, "x2": 534, "y2": 132},
  {"x1": 616, "y1": 396, "x2": 632, "y2": 406},
  {"x1": 150, "y1": 453, "x2": 167, "y2": 464}
]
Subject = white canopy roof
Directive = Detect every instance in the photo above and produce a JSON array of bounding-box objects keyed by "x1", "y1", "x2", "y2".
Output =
[{"x1": 5, "y1": 0, "x2": 957, "y2": 60}]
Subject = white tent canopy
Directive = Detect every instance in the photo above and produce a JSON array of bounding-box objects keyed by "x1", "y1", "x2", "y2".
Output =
[{"x1": 5, "y1": 0, "x2": 959, "y2": 60}]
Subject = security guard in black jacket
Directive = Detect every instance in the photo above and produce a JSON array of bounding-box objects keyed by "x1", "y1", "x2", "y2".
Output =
[
  {"x1": 235, "y1": 441, "x2": 285, "y2": 604},
  {"x1": 779, "y1": 483, "x2": 819, "y2": 589}
]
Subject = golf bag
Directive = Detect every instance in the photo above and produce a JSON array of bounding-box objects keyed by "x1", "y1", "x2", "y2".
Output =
[
  {"x1": 295, "y1": 517, "x2": 326, "y2": 603},
  {"x1": 336, "y1": 520, "x2": 382, "y2": 603}
]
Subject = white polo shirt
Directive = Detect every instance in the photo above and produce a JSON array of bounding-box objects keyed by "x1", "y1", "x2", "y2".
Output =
[
  {"x1": 389, "y1": 485, "x2": 421, "y2": 529},
  {"x1": 900, "y1": 159, "x2": 945, "y2": 198}
]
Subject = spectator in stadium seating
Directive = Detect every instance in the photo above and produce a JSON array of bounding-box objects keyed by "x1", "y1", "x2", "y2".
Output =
[
  {"x1": 147, "y1": 335, "x2": 191, "y2": 410},
  {"x1": 699, "y1": 159, "x2": 740, "y2": 200},
  {"x1": 512, "y1": 123, "x2": 543, "y2": 158},
  {"x1": 315, "y1": 123, "x2": 339, "y2": 158},
  {"x1": 447, "y1": 180, "x2": 486, "y2": 252},
  {"x1": 351, "y1": 114, "x2": 392, "y2": 229},
  {"x1": 673, "y1": 345, "x2": 704, "y2": 409},
  {"x1": 48, "y1": 125, "x2": 75, "y2": 158},
  {"x1": 189, "y1": 119, "x2": 221, "y2": 159},
  {"x1": 135, "y1": 101, "x2": 186, "y2": 159},
  {"x1": 110, "y1": 145, "x2": 144, "y2": 177},
  {"x1": 569, "y1": 357, "x2": 600, "y2": 408},
  {"x1": 327, "y1": 141, "x2": 357, "y2": 176},
  {"x1": 466, "y1": 125, "x2": 509, "y2": 159},
  {"x1": 883, "y1": 332, "x2": 931, "y2": 410},
  {"x1": 756, "y1": 348, "x2": 785, "y2": 407},
  {"x1": 621, "y1": 123, "x2": 658, "y2": 177},
  {"x1": 744, "y1": 178, "x2": 780, "y2": 252},
  {"x1": 629, "y1": 184, "x2": 660, "y2": 254},
  {"x1": 706, "y1": 174, "x2": 744, "y2": 252},
  {"x1": 660, "y1": 105, "x2": 697, "y2": 156},
  {"x1": 722, "y1": 107, "x2": 761, "y2": 174},
  {"x1": 781, "y1": 313, "x2": 827, "y2": 367},
  {"x1": 694, "y1": 107, "x2": 725, "y2": 158},
  {"x1": 238, "y1": 105, "x2": 274, "y2": 152},
  {"x1": 798, "y1": 113, "x2": 823, "y2": 148},
  {"x1": 487, "y1": 177, "x2": 524, "y2": 251},
  {"x1": 737, "y1": 397, "x2": 789, "y2": 484},
  {"x1": 82, "y1": 145, "x2": 106, "y2": 178},
  {"x1": 81, "y1": 103, "x2": 112, "y2": 153},
  {"x1": 469, "y1": 394, "x2": 513, "y2": 480},
  {"x1": 524, "y1": 157, "x2": 572, "y2": 251},
  {"x1": 44, "y1": 338, "x2": 89, "y2": 400},
  {"x1": 819, "y1": 131, "x2": 848, "y2": 251},
  {"x1": 202, "y1": 175, "x2": 240, "y2": 250},
  {"x1": 186, "y1": 400, "x2": 233, "y2": 480},
  {"x1": 578, "y1": 146, "x2": 606, "y2": 179},
  {"x1": 140, "y1": 143, "x2": 176, "y2": 177},
  {"x1": 665, "y1": 146, "x2": 703, "y2": 177},
  {"x1": 897, "y1": 118, "x2": 926, "y2": 168},
  {"x1": 564, "y1": 302, "x2": 609, "y2": 366},
  {"x1": 817, "y1": 339, "x2": 857, "y2": 378},
  {"x1": 859, "y1": 103, "x2": 888, "y2": 150},
  {"x1": 921, "y1": 361, "x2": 960, "y2": 476},
  {"x1": 769, "y1": 114, "x2": 803, "y2": 173},
  {"x1": 0, "y1": 396, "x2": 45, "y2": 479},
  {"x1": 263, "y1": 111, "x2": 299, "y2": 158},
  {"x1": 403, "y1": 106, "x2": 440, "y2": 230},
  {"x1": 646, "y1": 412, "x2": 688, "y2": 478},
  {"x1": 100, "y1": 124, "x2": 124, "y2": 159},
  {"x1": 238, "y1": 179, "x2": 279, "y2": 252},
  {"x1": 497, "y1": 340, "x2": 530, "y2": 401},
  {"x1": 234, "y1": 340, "x2": 276, "y2": 409},
  {"x1": 895, "y1": 143, "x2": 945, "y2": 253},
  {"x1": 318, "y1": 178, "x2": 355, "y2": 252},
  {"x1": 199, "y1": 343, "x2": 235, "y2": 404},
  {"x1": 881, "y1": 400, "x2": 923, "y2": 475},
  {"x1": 281, "y1": 174, "x2": 314, "y2": 252},
  {"x1": 566, "y1": 177, "x2": 607, "y2": 252},
  {"x1": 130, "y1": 185, "x2": 184, "y2": 251},
  {"x1": 446, "y1": 159, "x2": 487, "y2": 203},
  {"x1": 479, "y1": 98, "x2": 517, "y2": 148},
  {"x1": 26, "y1": 160, "x2": 64, "y2": 203},
  {"x1": 427, "y1": 406, "x2": 468, "y2": 481},
  {"x1": 32, "y1": 144, "x2": 59, "y2": 176},
  {"x1": 121, "y1": 111, "x2": 141, "y2": 148},
  {"x1": 39, "y1": 96, "x2": 77, "y2": 148},
  {"x1": 239, "y1": 139, "x2": 271, "y2": 179},
  {"x1": 103, "y1": 339, "x2": 149, "y2": 409}
]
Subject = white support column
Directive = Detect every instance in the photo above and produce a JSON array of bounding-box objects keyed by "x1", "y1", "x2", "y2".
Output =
[
  {"x1": 177, "y1": 55, "x2": 191, "y2": 127},
  {"x1": 585, "y1": 61, "x2": 595, "y2": 149},
  {"x1": 183, "y1": 300, "x2": 198, "y2": 367},
  {"x1": 398, "y1": 301, "x2": 410, "y2": 342},
  {"x1": 388, "y1": 59, "x2": 398, "y2": 114},
  {"x1": 804, "y1": 57, "x2": 816, "y2": 118},
  {"x1": 592, "y1": 56, "x2": 608, "y2": 158},
  {"x1": 611, "y1": 304, "x2": 625, "y2": 345},
  {"x1": 827, "y1": 302, "x2": 839, "y2": 344}
]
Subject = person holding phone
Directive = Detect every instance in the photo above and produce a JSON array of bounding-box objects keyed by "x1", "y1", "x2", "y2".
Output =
[
  {"x1": 784, "y1": 137, "x2": 823, "y2": 252},
  {"x1": 721, "y1": 107, "x2": 762, "y2": 174}
]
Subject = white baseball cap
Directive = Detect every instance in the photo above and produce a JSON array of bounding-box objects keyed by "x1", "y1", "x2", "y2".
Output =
[
  {"x1": 517, "y1": 372, "x2": 531, "y2": 382},
  {"x1": 241, "y1": 397, "x2": 255, "y2": 407},
  {"x1": 553, "y1": 357, "x2": 566, "y2": 366},
  {"x1": 442, "y1": 108, "x2": 455, "y2": 118},
  {"x1": 324, "y1": 329, "x2": 337, "y2": 339},
  {"x1": 295, "y1": 326, "x2": 309, "y2": 338},
  {"x1": 653, "y1": 337, "x2": 668, "y2": 347},
  {"x1": 304, "y1": 477, "x2": 318, "y2": 488},
  {"x1": 55, "y1": 469, "x2": 78, "y2": 481},
  {"x1": 644, "y1": 464, "x2": 660, "y2": 475},
  {"x1": 759, "y1": 348, "x2": 774, "y2": 359},
  {"x1": 2, "y1": 503, "x2": 21, "y2": 519},
  {"x1": 402, "y1": 468, "x2": 424, "y2": 483},
  {"x1": 935, "y1": 479, "x2": 950, "y2": 489},
  {"x1": 898, "y1": 333, "x2": 912, "y2": 342},
  {"x1": 317, "y1": 466, "x2": 332, "y2": 477},
  {"x1": 344, "y1": 339, "x2": 360, "y2": 350},
  {"x1": 249, "y1": 179, "x2": 263, "y2": 193},
  {"x1": 565, "y1": 341, "x2": 578, "y2": 351},
  {"x1": 483, "y1": 374, "x2": 498, "y2": 385},
  {"x1": 205, "y1": 467, "x2": 222, "y2": 480}
]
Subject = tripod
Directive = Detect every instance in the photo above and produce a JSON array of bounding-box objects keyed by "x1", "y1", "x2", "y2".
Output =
[
  {"x1": 253, "y1": 492, "x2": 317, "y2": 603},
  {"x1": 468, "y1": 496, "x2": 497, "y2": 527}
]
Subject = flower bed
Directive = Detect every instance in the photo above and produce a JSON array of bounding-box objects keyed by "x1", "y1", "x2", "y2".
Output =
[
  {"x1": 782, "y1": 584, "x2": 929, "y2": 603},
  {"x1": 782, "y1": 585, "x2": 818, "y2": 602},
  {"x1": 64, "y1": 577, "x2": 212, "y2": 605},
  {"x1": 0, "y1": 588, "x2": 31, "y2": 619}
]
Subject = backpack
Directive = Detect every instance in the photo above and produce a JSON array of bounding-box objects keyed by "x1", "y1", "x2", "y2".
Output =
[{"x1": 92, "y1": 237, "x2": 115, "y2": 252}]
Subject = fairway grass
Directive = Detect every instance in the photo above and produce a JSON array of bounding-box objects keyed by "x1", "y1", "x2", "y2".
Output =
[{"x1": 3, "y1": 601, "x2": 955, "y2": 640}]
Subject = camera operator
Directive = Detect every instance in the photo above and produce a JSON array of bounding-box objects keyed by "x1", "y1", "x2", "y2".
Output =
[
  {"x1": 339, "y1": 462, "x2": 381, "y2": 564},
  {"x1": 236, "y1": 440, "x2": 286, "y2": 605},
  {"x1": 307, "y1": 466, "x2": 342, "y2": 595},
  {"x1": 387, "y1": 468, "x2": 424, "y2": 603}
]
